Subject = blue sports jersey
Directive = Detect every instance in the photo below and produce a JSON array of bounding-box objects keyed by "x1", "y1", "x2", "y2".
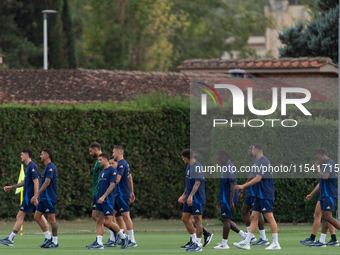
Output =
[
  {"x1": 246, "y1": 157, "x2": 258, "y2": 198},
  {"x1": 23, "y1": 161, "x2": 39, "y2": 204},
  {"x1": 98, "y1": 166, "x2": 117, "y2": 203},
  {"x1": 116, "y1": 159, "x2": 131, "y2": 199},
  {"x1": 254, "y1": 156, "x2": 275, "y2": 201},
  {"x1": 319, "y1": 158, "x2": 337, "y2": 200},
  {"x1": 39, "y1": 162, "x2": 58, "y2": 203},
  {"x1": 185, "y1": 161, "x2": 205, "y2": 204},
  {"x1": 218, "y1": 161, "x2": 238, "y2": 205}
]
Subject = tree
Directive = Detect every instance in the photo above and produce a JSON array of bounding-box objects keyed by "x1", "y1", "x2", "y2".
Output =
[
  {"x1": 278, "y1": 0, "x2": 339, "y2": 63},
  {"x1": 0, "y1": 0, "x2": 77, "y2": 69}
]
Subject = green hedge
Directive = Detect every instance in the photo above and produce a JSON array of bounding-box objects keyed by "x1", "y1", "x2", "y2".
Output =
[{"x1": 0, "y1": 98, "x2": 337, "y2": 222}]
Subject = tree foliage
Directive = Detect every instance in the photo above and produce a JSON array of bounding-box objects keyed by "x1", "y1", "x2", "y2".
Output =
[
  {"x1": 0, "y1": 0, "x2": 77, "y2": 69},
  {"x1": 278, "y1": 0, "x2": 339, "y2": 63}
]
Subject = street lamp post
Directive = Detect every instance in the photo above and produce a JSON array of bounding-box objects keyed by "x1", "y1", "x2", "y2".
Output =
[{"x1": 42, "y1": 10, "x2": 57, "y2": 70}]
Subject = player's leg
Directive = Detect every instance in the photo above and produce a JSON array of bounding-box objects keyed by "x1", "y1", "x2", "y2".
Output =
[
  {"x1": 103, "y1": 211, "x2": 119, "y2": 247},
  {"x1": 34, "y1": 205, "x2": 52, "y2": 247},
  {"x1": 91, "y1": 210, "x2": 105, "y2": 249},
  {"x1": 213, "y1": 217, "x2": 231, "y2": 249},
  {"x1": 104, "y1": 214, "x2": 129, "y2": 249},
  {"x1": 263, "y1": 212, "x2": 279, "y2": 248},
  {"x1": 121, "y1": 211, "x2": 136, "y2": 246},
  {"x1": 230, "y1": 220, "x2": 247, "y2": 240},
  {"x1": 300, "y1": 201, "x2": 321, "y2": 245},
  {"x1": 187, "y1": 214, "x2": 203, "y2": 252},
  {"x1": 234, "y1": 210, "x2": 260, "y2": 250},
  {"x1": 190, "y1": 214, "x2": 213, "y2": 247},
  {"x1": 45, "y1": 213, "x2": 59, "y2": 248},
  {"x1": 241, "y1": 198, "x2": 252, "y2": 232},
  {"x1": 0, "y1": 210, "x2": 27, "y2": 246},
  {"x1": 182, "y1": 212, "x2": 196, "y2": 248},
  {"x1": 252, "y1": 213, "x2": 269, "y2": 245},
  {"x1": 322, "y1": 211, "x2": 340, "y2": 230},
  {"x1": 326, "y1": 223, "x2": 339, "y2": 246},
  {"x1": 116, "y1": 216, "x2": 127, "y2": 233}
]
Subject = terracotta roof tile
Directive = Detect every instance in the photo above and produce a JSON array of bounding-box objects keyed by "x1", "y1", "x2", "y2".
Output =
[
  {"x1": 291, "y1": 61, "x2": 300, "y2": 67},
  {"x1": 177, "y1": 57, "x2": 337, "y2": 70}
]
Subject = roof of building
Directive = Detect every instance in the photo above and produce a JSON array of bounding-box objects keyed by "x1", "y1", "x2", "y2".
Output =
[{"x1": 177, "y1": 57, "x2": 338, "y2": 74}]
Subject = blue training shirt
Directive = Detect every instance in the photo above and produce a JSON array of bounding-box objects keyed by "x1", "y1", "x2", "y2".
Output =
[
  {"x1": 23, "y1": 161, "x2": 39, "y2": 205},
  {"x1": 185, "y1": 161, "x2": 205, "y2": 205},
  {"x1": 245, "y1": 157, "x2": 258, "y2": 198},
  {"x1": 319, "y1": 158, "x2": 337, "y2": 200},
  {"x1": 254, "y1": 156, "x2": 275, "y2": 201},
  {"x1": 98, "y1": 166, "x2": 117, "y2": 204},
  {"x1": 39, "y1": 162, "x2": 58, "y2": 203},
  {"x1": 116, "y1": 159, "x2": 131, "y2": 199},
  {"x1": 218, "y1": 161, "x2": 238, "y2": 205}
]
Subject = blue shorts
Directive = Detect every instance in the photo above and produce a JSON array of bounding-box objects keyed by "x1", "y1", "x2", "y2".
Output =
[
  {"x1": 92, "y1": 195, "x2": 97, "y2": 210},
  {"x1": 96, "y1": 201, "x2": 114, "y2": 216},
  {"x1": 114, "y1": 196, "x2": 130, "y2": 214},
  {"x1": 244, "y1": 196, "x2": 255, "y2": 208},
  {"x1": 19, "y1": 200, "x2": 36, "y2": 214},
  {"x1": 253, "y1": 199, "x2": 273, "y2": 213},
  {"x1": 182, "y1": 202, "x2": 205, "y2": 215},
  {"x1": 36, "y1": 200, "x2": 56, "y2": 214},
  {"x1": 115, "y1": 210, "x2": 122, "y2": 217},
  {"x1": 320, "y1": 197, "x2": 336, "y2": 212},
  {"x1": 221, "y1": 202, "x2": 237, "y2": 219}
]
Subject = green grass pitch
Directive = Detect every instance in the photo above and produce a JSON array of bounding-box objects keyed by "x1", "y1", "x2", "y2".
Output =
[{"x1": 0, "y1": 220, "x2": 339, "y2": 254}]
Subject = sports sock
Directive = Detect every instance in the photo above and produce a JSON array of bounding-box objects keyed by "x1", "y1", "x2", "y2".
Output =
[
  {"x1": 272, "y1": 233, "x2": 278, "y2": 245},
  {"x1": 238, "y1": 230, "x2": 246, "y2": 239},
  {"x1": 310, "y1": 234, "x2": 316, "y2": 241},
  {"x1": 260, "y1": 229, "x2": 267, "y2": 240},
  {"x1": 331, "y1": 234, "x2": 337, "y2": 241},
  {"x1": 127, "y1": 230, "x2": 135, "y2": 243},
  {"x1": 196, "y1": 238, "x2": 202, "y2": 246},
  {"x1": 244, "y1": 232, "x2": 253, "y2": 245},
  {"x1": 320, "y1": 233, "x2": 326, "y2": 243},
  {"x1": 203, "y1": 228, "x2": 208, "y2": 236},
  {"x1": 44, "y1": 231, "x2": 51, "y2": 240},
  {"x1": 246, "y1": 226, "x2": 250, "y2": 233},
  {"x1": 110, "y1": 230, "x2": 116, "y2": 241},
  {"x1": 9, "y1": 232, "x2": 16, "y2": 241},
  {"x1": 118, "y1": 229, "x2": 126, "y2": 239},
  {"x1": 52, "y1": 236, "x2": 58, "y2": 245},
  {"x1": 97, "y1": 236, "x2": 103, "y2": 245},
  {"x1": 190, "y1": 233, "x2": 197, "y2": 243},
  {"x1": 222, "y1": 239, "x2": 228, "y2": 245}
]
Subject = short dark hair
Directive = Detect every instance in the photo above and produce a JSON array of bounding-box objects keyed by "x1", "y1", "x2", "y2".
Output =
[
  {"x1": 114, "y1": 145, "x2": 124, "y2": 154},
  {"x1": 99, "y1": 153, "x2": 110, "y2": 161},
  {"x1": 90, "y1": 142, "x2": 101, "y2": 150},
  {"x1": 42, "y1": 148, "x2": 53, "y2": 161},
  {"x1": 22, "y1": 149, "x2": 32, "y2": 158},
  {"x1": 314, "y1": 148, "x2": 328, "y2": 156},
  {"x1": 109, "y1": 156, "x2": 114, "y2": 160},
  {"x1": 217, "y1": 150, "x2": 230, "y2": 161},
  {"x1": 181, "y1": 149, "x2": 194, "y2": 160},
  {"x1": 253, "y1": 143, "x2": 263, "y2": 151}
]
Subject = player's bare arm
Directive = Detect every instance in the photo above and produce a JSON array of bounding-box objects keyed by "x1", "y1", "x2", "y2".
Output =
[
  {"x1": 239, "y1": 173, "x2": 255, "y2": 198},
  {"x1": 4, "y1": 180, "x2": 25, "y2": 192},
  {"x1": 235, "y1": 175, "x2": 262, "y2": 190},
  {"x1": 31, "y1": 178, "x2": 51, "y2": 205},
  {"x1": 178, "y1": 188, "x2": 187, "y2": 203},
  {"x1": 187, "y1": 181, "x2": 201, "y2": 206},
  {"x1": 129, "y1": 174, "x2": 135, "y2": 202},
  {"x1": 306, "y1": 183, "x2": 319, "y2": 200},
  {"x1": 98, "y1": 182, "x2": 116, "y2": 204}
]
